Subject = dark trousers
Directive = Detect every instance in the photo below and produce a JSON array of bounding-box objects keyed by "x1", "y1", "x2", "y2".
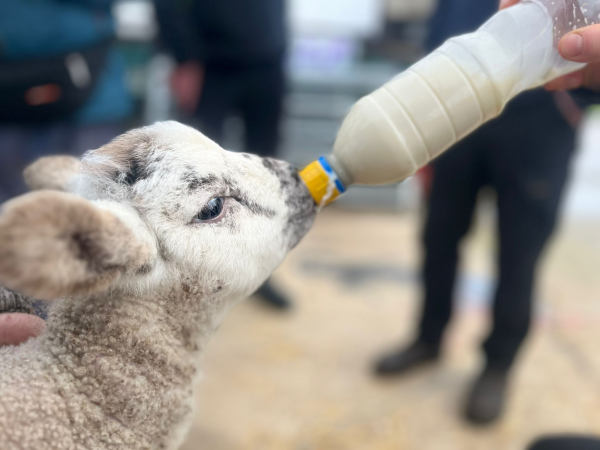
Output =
[
  {"x1": 529, "y1": 436, "x2": 600, "y2": 450},
  {"x1": 418, "y1": 92, "x2": 576, "y2": 370},
  {"x1": 194, "y1": 60, "x2": 285, "y2": 157}
]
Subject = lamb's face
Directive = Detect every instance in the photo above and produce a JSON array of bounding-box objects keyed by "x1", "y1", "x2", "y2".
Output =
[
  {"x1": 0, "y1": 122, "x2": 315, "y2": 302},
  {"x1": 141, "y1": 148, "x2": 314, "y2": 296},
  {"x1": 81, "y1": 122, "x2": 316, "y2": 299}
]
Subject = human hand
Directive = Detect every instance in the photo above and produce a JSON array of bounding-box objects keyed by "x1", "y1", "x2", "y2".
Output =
[
  {"x1": 500, "y1": 0, "x2": 600, "y2": 92},
  {"x1": 544, "y1": 27, "x2": 600, "y2": 92},
  {"x1": 170, "y1": 61, "x2": 204, "y2": 114},
  {"x1": 0, "y1": 313, "x2": 45, "y2": 346}
]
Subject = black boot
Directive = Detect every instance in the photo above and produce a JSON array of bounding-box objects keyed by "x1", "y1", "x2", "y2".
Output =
[
  {"x1": 374, "y1": 341, "x2": 440, "y2": 376},
  {"x1": 464, "y1": 365, "x2": 509, "y2": 425},
  {"x1": 254, "y1": 280, "x2": 292, "y2": 310}
]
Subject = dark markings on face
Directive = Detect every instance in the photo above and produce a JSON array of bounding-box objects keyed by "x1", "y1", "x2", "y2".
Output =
[
  {"x1": 119, "y1": 135, "x2": 157, "y2": 185},
  {"x1": 124, "y1": 156, "x2": 149, "y2": 185},
  {"x1": 136, "y1": 264, "x2": 152, "y2": 275},
  {"x1": 241, "y1": 153, "x2": 253, "y2": 160},
  {"x1": 213, "y1": 284, "x2": 223, "y2": 293},
  {"x1": 182, "y1": 164, "x2": 276, "y2": 219},
  {"x1": 234, "y1": 193, "x2": 276, "y2": 219},
  {"x1": 262, "y1": 157, "x2": 301, "y2": 192},
  {"x1": 182, "y1": 169, "x2": 218, "y2": 193},
  {"x1": 223, "y1": 175, "x2": 277, "y2": 218},
  {"x1": 260, "y1": 157, "x2": 316, "y2": 248},
  {"x1": 262, "y1": 158, "x2": 278, "y2": 175}
]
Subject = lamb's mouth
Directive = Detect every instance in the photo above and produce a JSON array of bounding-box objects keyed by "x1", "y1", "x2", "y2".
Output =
[
  {"x1": 291, "y1": 204, "x2": 317, "y2": 221},
  {"x1": 287, "y1": 207, "x2": 316, "y2": 249}
]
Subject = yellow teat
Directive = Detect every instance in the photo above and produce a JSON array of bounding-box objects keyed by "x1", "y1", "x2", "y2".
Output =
[{"x1": 299, "y1": 157, "x2": 345, "y2": 207}]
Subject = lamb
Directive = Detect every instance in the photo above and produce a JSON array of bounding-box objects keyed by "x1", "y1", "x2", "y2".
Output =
[{"x1": 0, "y1": 121, "x2": 316, "y2": 450}]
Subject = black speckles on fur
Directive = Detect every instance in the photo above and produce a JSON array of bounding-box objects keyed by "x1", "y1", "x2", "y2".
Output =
[
  {"x1": 123, "y1": 157, "x2": 150, "y2": 186},
  {"x1": 136, "y1": 264, "x2": 152, "y2": 276},
  {"x1": 120, "y1": 136, "x2": 158, "y2": 185},
  {"x1": 260, "y1": 157, "x2": 316, "y2": 248},
  {"x1": 262, "y1": 158, "x2": 278, "y2": 175},
  {"x1": 220, "y1": 176, "x2": 277, "y2": 219},
  {"x1": 261, "y1": 158, "x2": 314, "y2": 218},
  {"x1": 0, "y1": 286, "x2": 35, "y2": 314},
  {"x1": 182, "y1": 170, "x2": 217, "y2": 193},
  {"x1": 235, "y1": 195, "x2": 276, "y2": 219}
]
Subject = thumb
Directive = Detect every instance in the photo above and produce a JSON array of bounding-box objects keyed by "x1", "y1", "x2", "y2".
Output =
[
  {"x1": 0, "y1": 313, "x2": 46, "y2": 346},
  {"x1": 499, "y1": 0, "x2": 520, "y2": 10},
  {"x1": 559, "y1": 25, "x2": 600, "y2": 63}
]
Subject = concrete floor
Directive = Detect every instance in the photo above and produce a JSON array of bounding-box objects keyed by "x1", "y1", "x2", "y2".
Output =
[{"x1": 181, "y1": 207, "x2": 600, "y2": 450}]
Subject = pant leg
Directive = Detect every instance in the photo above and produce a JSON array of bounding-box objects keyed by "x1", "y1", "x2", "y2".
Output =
[
  {"x1": 483, "y1": 96, "x2": 576, "y2": 369},
  {"x1": 238, "y1": 60, "x2": 285, "y2": 157},
  {"x1": 529, "y1": 436, "x2": 600, "y2": 450},
  {"x1": 418, "y1": 132, "x2": 487, "y2": 346},
  {"x1": 194, "y1": 65, "x2": 238, "y2": 146},
  {"x1": 0, "y1": 126, "x2": 29, "y2": 203}
]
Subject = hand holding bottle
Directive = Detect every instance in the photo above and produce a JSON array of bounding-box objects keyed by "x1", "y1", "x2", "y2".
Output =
[{"x1": 501, "y1": 0, "x2": 600, "y2": 91}]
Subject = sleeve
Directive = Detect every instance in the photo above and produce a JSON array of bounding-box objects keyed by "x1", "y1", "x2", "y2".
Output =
[
  {"x1": 0, "y1": 0, "x2": 114, "y2": 60},
  {"x1": 569, "y1": 87, "x2": 600, "y2": 109},
  {"x1": 152, "y1": 0, "x2": 205, "y2": 63},
  {"x1": 0, "y1": 286, "x2": 35, "y2": 315}
]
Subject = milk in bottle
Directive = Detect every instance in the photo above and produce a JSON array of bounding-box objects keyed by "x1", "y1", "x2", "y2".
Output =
[{"x1": 300, "y1": 0, "x2": 598, "y2": 206}]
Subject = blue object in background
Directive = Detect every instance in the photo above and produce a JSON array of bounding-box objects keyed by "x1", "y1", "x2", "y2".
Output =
[{"x1": 0, "y1": 0, "x2": 133, "y2": 124}]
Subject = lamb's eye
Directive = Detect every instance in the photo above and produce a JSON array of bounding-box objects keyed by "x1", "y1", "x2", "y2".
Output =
[{"x1": 196, "y1": 197, "x2": 225, "y2": 222}]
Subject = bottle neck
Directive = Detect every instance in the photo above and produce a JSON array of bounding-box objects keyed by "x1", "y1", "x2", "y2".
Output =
[{"x1": 326, "y1": 154, "x2": 353, "y2": 188}]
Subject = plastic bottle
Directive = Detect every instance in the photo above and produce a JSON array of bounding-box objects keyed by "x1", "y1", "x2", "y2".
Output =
[{"x1": 300, "y1": 0, "x2": 599, "y2": 206}]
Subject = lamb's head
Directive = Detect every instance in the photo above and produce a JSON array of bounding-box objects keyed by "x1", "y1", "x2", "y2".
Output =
[{"x1": 0, "y1": 121, "x2": 315, "y2": 303}]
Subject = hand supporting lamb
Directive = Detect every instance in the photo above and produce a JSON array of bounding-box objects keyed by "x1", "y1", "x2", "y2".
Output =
[{"x1": 0, "y1": 286, "x2": 45, "y2": 346}]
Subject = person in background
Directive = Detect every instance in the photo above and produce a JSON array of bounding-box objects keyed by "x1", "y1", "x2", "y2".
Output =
[
  {"x1": 0, "y1": 0, "x2": 133, "y2": 204},
  {"x1": 515, "y1": 0, "x2": 600, "y2": 447},
  {"x1": 373, "y1": 0, "x2": 579, "y2": 424},
  {"x1": 153, "y1": 0, "x2": 291, "y2": 309}
]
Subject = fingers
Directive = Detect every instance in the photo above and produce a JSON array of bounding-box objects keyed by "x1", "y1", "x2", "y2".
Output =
[
  {"x1": 499, "y1": 0, "x2": 520, "y2": 10},
  {"x1": 559, "y1": 25, "x2": 600, "y2": 63},
  {"x1": 0, "y1": 313, "x2": 45, "y2": 346},
  {"x1": 544, "y1": 70, "x2": 585, "y2": 91}
]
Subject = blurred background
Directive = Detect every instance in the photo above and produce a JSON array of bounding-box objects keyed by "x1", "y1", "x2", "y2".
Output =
[{"x1": 1, "y1": 0, "x2": 600, "y2": 448}]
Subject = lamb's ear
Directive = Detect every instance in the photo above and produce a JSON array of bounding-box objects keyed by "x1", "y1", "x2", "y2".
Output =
[
  {"x1": 23, "y1": 156, "x2": 81, "y2": 192},
  {"x1": 0, "y1": 191, "x2": 155, "y2": 300}
]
